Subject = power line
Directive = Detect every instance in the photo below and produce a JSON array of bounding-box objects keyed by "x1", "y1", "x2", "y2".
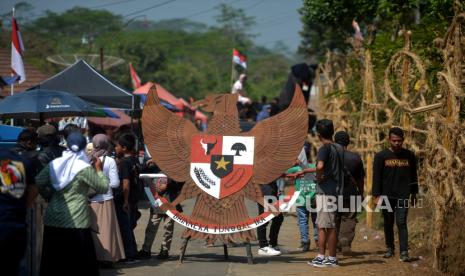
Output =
[
  {"x1": 182, "y1": 0, "x2": 243, "y2": 19},
  {"x1": 124, "y1": 0, "x2": 176, "y2": 17},
  {"x1": 244, "y1": 0, "x2": 267, "y2": 10},
  {"x1": 90, "y1": 0, "x2": 138, "y2": 9}
]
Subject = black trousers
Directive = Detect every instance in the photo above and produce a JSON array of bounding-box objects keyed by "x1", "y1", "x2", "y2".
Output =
[
  {"x1": 0, "y1": 226, "x2": 27, "y2": 276},
  {"x1": 256, "y1": 182, "x2": 284, "y2": 248},
  {"x1": 382, "y1": 198, "x2": 409, "y2": 253}
]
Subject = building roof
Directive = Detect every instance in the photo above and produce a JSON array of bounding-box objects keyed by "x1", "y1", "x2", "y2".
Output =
[{"x1": 0, "y1": 47, "x2": 50, "y2": 98}]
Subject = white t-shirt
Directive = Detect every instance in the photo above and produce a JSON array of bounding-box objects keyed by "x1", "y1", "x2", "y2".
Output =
[
  {"x1": 232, "y1": 80, "x2": 251, "y2": 104},
  {"x1": 90, "y1": 156, "x2": 120, "y2": 202},
  {"x1": 232, "y1": 80, "x2": 243, "y2": 94}
]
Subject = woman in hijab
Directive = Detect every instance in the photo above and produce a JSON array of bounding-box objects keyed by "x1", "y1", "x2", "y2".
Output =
[
  {"x1": 256, "y1": 104, "x2": 271, "y2": 122},
  {"x1": 36, "y1": 132, "x2": 109, "y2": 276},
  {"x1": 88, "y1": 134, "x2": 125, "y2": 266}
]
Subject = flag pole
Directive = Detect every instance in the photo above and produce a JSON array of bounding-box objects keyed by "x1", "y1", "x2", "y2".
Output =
[
  {"x1": 231, "y1": 49, "x2": 235, "y2": 88},
  {"x1": 10, "y1": 7, "x2": 15, "y2": 126}
]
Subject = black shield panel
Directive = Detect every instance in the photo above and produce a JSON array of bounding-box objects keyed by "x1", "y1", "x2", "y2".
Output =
[{"x1": 210, "y1": 155, "x2": 234, "y2": 178}]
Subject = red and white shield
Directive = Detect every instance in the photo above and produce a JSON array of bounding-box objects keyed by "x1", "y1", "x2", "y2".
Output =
[{"x1": 190, "y1": 134, "x2": 254, "y2": 199}]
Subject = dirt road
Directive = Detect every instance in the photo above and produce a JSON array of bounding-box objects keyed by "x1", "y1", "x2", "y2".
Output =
[{"x1": 101, "y1": 200, "x2": 441, "y2": 276}]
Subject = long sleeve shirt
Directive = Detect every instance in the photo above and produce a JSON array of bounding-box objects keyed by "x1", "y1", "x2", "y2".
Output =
[
  {"x1": 90, "y1": 156, "x2": 120, "y2": 202},
  {"x1": 36, "y1": 165, "x2": 109, "y2": 228},
  {"x1": 372, "y1": 148, "x2": 418, "y2": 199}
]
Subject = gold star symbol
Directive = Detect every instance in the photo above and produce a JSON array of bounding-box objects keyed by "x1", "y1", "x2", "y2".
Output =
[{"x1": 215, "y1": 156, "x2": 230, "y2": 171}]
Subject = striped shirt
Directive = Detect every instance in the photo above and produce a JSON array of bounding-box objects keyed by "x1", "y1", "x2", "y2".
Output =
[{"x1": 36, "y1": 165, "x2": 109, "y2": 228}]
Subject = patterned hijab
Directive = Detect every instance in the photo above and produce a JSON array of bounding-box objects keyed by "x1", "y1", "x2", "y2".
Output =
[{"x1": 91, "y1": 134, "x2": 111, "y2": 158}]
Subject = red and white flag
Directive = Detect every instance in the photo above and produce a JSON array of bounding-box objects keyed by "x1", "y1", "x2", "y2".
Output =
[
  {"x1": 129, "y1": 62, "x2": 141, "y2": 89},
  {"x1": 352, "y1": 19, "x2": 364, "y2": 41},
  {"x1": 232, "y1": 49, "x2": 247, "y2": 69},
  {"x1": 11, "y1": 13, "x2": 26, "y2": 84}
]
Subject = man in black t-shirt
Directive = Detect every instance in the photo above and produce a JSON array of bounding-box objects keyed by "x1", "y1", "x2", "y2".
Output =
[
  {"x1": 0, "y1": 148, "x2": 36, "y2": 275},
  {"x1": 372, "y1": 127, "x2": 418, "y2": 262},
  {"x1": 334, "y1": 131, "x2": 365, "y2": 253},
  {"x1": 310, "y1": 119, "x2": 341, "y2": 268}
]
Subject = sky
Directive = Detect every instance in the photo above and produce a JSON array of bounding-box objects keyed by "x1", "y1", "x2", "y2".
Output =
[{"x1": 1, "y1": 0, "x2": 303, "y2": 52}]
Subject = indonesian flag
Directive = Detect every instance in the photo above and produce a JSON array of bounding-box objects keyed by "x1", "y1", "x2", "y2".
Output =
[
  {"x1": 352, "y1": 19, "x2": 364, "y2": 41},
  {"x1": 129, "y1": 62, "x2": 141, "y2": 89},
  {"x1": 11, "y1": 15, "x2": 26, "y2": 84},
  {"x1": 232, "y1": 49, "x2": 247, "y2": 69}
]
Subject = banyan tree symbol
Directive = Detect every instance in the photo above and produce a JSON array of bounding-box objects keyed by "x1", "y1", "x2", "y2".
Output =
[{"x1": 231, "y1": 143, "x2": 246, "y2": 156}]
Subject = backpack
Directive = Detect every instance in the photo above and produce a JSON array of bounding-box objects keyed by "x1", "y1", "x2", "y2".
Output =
[
  {"x1": 329, "y1": 144, "x2": 361, "y2": 198},
  {"x1": 129, "y1": 157, "x2": 144, "y2": 204}
]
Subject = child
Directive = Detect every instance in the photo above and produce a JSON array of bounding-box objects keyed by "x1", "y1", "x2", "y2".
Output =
[
  {"x1": 286, "y1": 160, "x2": 318, "y2": 252},
  {"x1": 137, "y1": 176, "x2": 182, "y2": 260},
  {"x1": 114, "y1": 133, "x2": 139, "y2": 263}
]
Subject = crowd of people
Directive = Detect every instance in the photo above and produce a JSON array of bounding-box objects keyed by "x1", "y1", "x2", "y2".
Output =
[
  {"x1": 0, "y1": 123, "x2": 183, "y2": 275},
  {"x1": 0, "y1": 95, "x2": 419, "y2": 274},
  {"x1": 254, "y1": 118, "x2": 418, "y2": 268}
]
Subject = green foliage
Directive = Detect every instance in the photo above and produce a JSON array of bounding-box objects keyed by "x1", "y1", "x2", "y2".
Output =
[
  {"x1": 302, "y1": 0, "x2": 378, "y2": 28},
  {"x1": 0, "y1": 1, "x2": 34, "y2": 27},
  {"x1": 369, "y1": 15, "x2": 450, "y2": 103},
  {"x1": 4, "y1": 5, "x2": 292, "y2": 102},
  {"x1": 213, "y1": 3, "x2": 256, "y2": 48},
  {"x1": 299, "y1": 0, "x2": 454, "y2": 61},
  {"x1": 345, "y1": 54, "x2": 365, "y2": 107},
  {"x1": 27, "y1": 7, "x2": 123, "y2": 38},
  {"x1": 299, "y1": 0, "x2": 379, "y2": 58},
  {"x1": 247, "y1": 51, "x2": 290, "y2": 99},
  {"x1": 125, "y1": 18, "x2": 208, "y2": 33},
  {"x1": 299, "y1": 0, "x2": 455, "y2": 117}
]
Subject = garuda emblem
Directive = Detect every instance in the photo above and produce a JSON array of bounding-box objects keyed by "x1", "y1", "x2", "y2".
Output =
[{"x1": 142, "y1": 84, "x2": 308, "y2": 242}]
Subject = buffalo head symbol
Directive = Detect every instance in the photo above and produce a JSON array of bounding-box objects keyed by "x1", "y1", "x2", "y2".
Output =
[{"x1": 200, "y1": 138, "x2": 217, "y2": 155}]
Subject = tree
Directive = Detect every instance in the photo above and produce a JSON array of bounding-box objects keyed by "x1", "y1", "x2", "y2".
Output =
[
  {"x1": 25, "y1": 7, "x2": 123, "y2": 53},
  {"x1": 213, "y1": 3, "x2": 256, "y2": 49},
  {"x1": 9, "y1": 6, "x2": 292, "y2": 102},
  {"x1": 299, "y1": 0, "x2": 455, "y2": 61},
  {"x1": 231, "y1": 143, "x2": 247, "y2": 156},
  {"x1": 125, "y1": 18, "x2": 208, "y2": 33},
  {"x1": 0, "y1": 1, "x2": 34, "y2": 28},
  {"x1": 299, "y1": 0, "x2": 379, "y2": 59}
]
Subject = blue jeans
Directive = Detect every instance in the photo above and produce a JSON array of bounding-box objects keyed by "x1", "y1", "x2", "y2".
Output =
[
  {"x1": 296, "y1": 206, "x2": 318, "y2": 243},
  {"x1": 115, "y1": 202, "x2": 138, "y2": 259}
]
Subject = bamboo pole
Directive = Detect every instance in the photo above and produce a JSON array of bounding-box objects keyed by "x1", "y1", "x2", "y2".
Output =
[
  {"x1": 230, "y1": 53, "x2": 235, "y2": 88},
  {"x1": 364, "y1": 48, "x2": 375, "y2": 228},
  {"x1": 401, "y1": 30, "x2": 412, "y2": 144}
]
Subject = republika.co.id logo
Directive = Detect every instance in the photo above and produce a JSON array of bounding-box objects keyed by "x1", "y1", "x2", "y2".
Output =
[{"x1": 263, "y1": 195, "x2": 423, "y2": 213}]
